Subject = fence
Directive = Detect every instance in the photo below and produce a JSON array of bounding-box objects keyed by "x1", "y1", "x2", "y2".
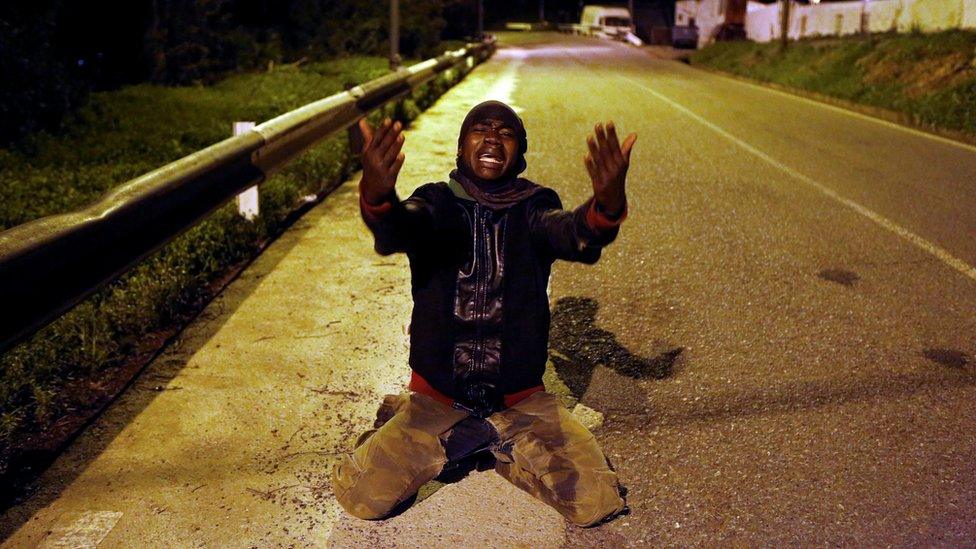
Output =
[
  {"x1": 747, "y1": 0, "x2": 976, "y2": 42},
  {"x1": 678, "y1": 0, "x2": 976, "y2": 47},
  {"x1": 0, "y1": 39, "x2": 495, "y2": 355}
]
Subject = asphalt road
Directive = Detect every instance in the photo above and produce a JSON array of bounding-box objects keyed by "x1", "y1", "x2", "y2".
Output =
[
  {"x1": 503, "y1": 32, "x2": 976, "y2": 545},
  {"x1": 3, "y1": 31, "x2": 975, "y2": 547}
]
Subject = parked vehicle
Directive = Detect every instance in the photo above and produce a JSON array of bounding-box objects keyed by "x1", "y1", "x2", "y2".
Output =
[
  {"x1": 672, "y1": 25, "x2": 699, "y2": 48},
  {"x1": 580, "y1": 5, "x2": 633, "y2": 38},
  {"x1": 713, "y1": 22, "x2": 746, "y2": 42}
]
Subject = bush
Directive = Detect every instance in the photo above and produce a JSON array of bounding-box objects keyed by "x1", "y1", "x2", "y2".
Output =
[
  {"x1": 1, "y1": 0, "x2": 460, "y2": 146},
  {"x1": 0, "y1": 14, "x2": 88, "y2": 145}
]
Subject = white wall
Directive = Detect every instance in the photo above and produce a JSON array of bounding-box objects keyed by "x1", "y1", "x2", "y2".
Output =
[
  {"x1": 745, "y1": 1, "x2": 779, "y2": 42},
  {"x1": 791, "y1": 1, "x2": 867, "y2": 39},
  {"x1": 966, "y1": 0, "x2": 976, "y2": 27},
  {"x1": 675, "y1": 0, "x2": 738, "y2": 47},
  {"x1": 684, "y1": 0, "x2": 976, "y2": 45},
  {"x1": 895, "y1": 0, "x2": 976, "y2": 30},
  {"x1": 675, "y1": 0, "x2": 697, "y2": 27},
  {"x1": 866, "y1": 1, "x2": 902, "y2": 33}
]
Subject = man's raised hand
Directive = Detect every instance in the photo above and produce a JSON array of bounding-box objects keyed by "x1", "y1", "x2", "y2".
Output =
[
  {"x1": 359, "y1": 117, "x2": 406, "y2": 206},
  {"x1": 584, "y1": 121, "x2": 637, "y2": 217}
]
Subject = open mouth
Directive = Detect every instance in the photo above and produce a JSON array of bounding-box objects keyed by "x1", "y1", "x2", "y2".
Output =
[{"x1": 477, "y1": 150, "x2": 505, "y2": 170}]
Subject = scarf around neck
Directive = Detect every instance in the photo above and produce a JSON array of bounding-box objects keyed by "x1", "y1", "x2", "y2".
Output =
[{"x1": 449, "y1": 168, "x2": 544, "y2": 211}]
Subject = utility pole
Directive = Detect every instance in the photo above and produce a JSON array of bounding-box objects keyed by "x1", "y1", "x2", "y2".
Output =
[
  {"x1": 860, "y1": 0, "x2": 869, "y2": 34},
  {"x1": 539, "y1": 0, "x2": 545, "y2": 22},
  {"x1": 477, "y1": 0, "x2": 484, "y2": 38},
  {"x1": 628, "y1": 0, "x2": 635, "y2": 32},
  {"x1": 390, "y1": 0, "x2": 401, "y2": 70},
  {"x1": 780, "y1": 0, "x2": 791, "y2": 50}
]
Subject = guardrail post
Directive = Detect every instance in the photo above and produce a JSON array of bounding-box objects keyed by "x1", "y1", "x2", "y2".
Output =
[
  {"x1": 477, "y1": 0, "x2": 484, "y2": 38},
  {"x1": 233, "y1": 121, "x2": 259, "y2": 221},
  {"x1": 390, "y1": 0, "x2": 402, "y2": 70}
]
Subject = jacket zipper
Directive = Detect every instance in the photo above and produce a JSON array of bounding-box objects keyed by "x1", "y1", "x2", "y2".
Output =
[{"x1": 474, "y1": 203, "x2": 486, "y2": 380}]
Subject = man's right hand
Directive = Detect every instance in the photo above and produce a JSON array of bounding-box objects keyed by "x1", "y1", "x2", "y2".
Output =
[{"x1": 358, "y1": 117, "x2": 406, "y2": 206}]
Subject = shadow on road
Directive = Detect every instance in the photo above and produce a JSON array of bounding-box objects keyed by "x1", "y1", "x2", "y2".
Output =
[
  {"x1": 548, "y1": 296, "x2": 684, "y2": 400},
  {"x1": 547, "y1": 297, "x2": 976, "y2": 429}
]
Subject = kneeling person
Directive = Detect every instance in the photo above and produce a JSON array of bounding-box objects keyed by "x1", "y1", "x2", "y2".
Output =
[{"x1": 332, "y1": 100, "x2": 636, "y2": 527}]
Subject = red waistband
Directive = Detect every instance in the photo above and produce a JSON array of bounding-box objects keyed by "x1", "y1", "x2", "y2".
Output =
[{"x1": 408, "y1": 371, "x2": 543, "y2": 409}]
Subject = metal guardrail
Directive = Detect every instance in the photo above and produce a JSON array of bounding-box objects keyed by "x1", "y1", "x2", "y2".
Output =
[
  {"x1": 558, "y1": 23, "x2": 592, "y2": 34},
  {"x1": 504, "y1": 22, "x2": 554, "y2": 31},
  {"x1": 0, "y1": 39, "x2": 495, "y2": 354}
]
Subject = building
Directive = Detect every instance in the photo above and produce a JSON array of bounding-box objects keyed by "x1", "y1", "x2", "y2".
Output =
[
  {"x1": 675, "y1": 0, "x2": 976, "y2": 47},
  {"x1": 675, "y1": 0, "x2": 747, "y2": 46}
]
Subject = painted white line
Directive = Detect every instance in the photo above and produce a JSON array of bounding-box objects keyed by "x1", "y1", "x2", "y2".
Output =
[
  {"x1": 40, "y1": 511, "x2": 123, "y2": 548},
  {"x1": 699, "y1": 68, "x2": 976, "y2": 154},
  {"x1": 618, "y1": 74, "x2": 976, "y2": 284},
  {"x1": 483, "y1": 48, "x2": 523, "y2": 112}
]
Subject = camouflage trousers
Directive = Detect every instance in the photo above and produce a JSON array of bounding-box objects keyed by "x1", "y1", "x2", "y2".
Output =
[{"x1": 331, "y1": 391, "x2": 626, "y2": 527}]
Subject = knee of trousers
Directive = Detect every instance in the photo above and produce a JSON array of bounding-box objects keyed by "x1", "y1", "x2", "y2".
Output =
[
  {"x1": 331, "y1": 455, "x2": 393, "y2": 520},
  {"x1": 553, "y1": 468, "x2": 626, "y2": 527},
  {"x1": 330, "y1": 431, "x2": 447, "y2": 520}
]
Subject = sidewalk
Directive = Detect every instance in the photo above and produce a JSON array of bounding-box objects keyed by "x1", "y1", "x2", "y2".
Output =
[{"x1": 0, "y1": 46, "x2": 575, "y2": 548}]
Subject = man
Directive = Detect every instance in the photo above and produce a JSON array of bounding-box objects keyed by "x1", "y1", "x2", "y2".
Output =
[{"x1": 332, "y1": 100, "x2": 636, "y2": 527}]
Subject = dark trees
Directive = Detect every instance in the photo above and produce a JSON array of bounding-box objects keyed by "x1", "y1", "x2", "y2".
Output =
[{"x1": 0, "y1": 0, "x2": 458, "y2": 144}]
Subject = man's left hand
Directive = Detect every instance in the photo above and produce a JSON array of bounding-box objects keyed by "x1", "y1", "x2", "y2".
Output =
[{"x1": 584, "y1": 121, "x2": 637, "y2": 217}]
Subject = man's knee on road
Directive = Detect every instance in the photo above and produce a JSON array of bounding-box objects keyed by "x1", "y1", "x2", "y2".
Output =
[
  {"x1": 555, "y1": 467, "x2": 626, "y2": 527},
  {"x1": 331, "y1": 413, "x2": 448, "y2": 520},
  {"x1": 332, "y1": 448, "x2": 397, "y2": 520},
  {"x1": 495, "y1": 439, "x2": 625, "y2": 526}
]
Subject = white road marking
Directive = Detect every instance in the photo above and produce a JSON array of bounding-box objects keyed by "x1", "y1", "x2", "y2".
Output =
[
  {"x1": 483, "y1": 48, "x2": 523, "y2": 111},
  {"x1": 702, "y1": 69, "x2": 976, "y2": 154},
  {"x1": 39, "y1": 511, "x2": 123, "y2": 548},
  {"x1": 617, "y1": 73, "x2": 976, "y2": 284}
]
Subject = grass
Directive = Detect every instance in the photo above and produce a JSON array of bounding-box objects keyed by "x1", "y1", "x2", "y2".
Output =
[
  {"x1": 690, "y1": 30, "x2": 976, "y2": 136},
  {"x1": 0, "y1": 57, "x2": 390, "y2": 228},
  {"x1": 0, "y1": 52, "x2": 470, "y2": 466}
]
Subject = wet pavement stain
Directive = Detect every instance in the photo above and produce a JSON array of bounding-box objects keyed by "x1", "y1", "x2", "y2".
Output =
[
  {"x1": 818, "y1": 268, "x2": 860, "y2": 286},
  {"x1": 922, "y1": 348, "x2": 970, "y2": 369}
]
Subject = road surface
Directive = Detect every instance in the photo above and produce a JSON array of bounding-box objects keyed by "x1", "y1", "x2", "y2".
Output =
[{"x1": 2, "y1": 31, "x2": 975, "y2": 547}]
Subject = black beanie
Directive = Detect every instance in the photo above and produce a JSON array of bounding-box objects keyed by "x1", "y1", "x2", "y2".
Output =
[{"x1": 457, "y1": 100, "x2": 528, "y2": 176}]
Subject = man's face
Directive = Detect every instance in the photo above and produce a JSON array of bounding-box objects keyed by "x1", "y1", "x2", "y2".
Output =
[{"x1": 459, "y1": 118, "x2": 519, "y2": 180}]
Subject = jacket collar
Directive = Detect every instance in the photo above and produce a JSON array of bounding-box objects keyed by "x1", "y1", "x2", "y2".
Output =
[{"x1": 448, "y1": 177, "x2": 476, "y2": 202}]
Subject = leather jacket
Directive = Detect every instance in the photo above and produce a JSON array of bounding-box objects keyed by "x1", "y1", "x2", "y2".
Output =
[
  {"x1": 452, "y1": 197, "x2": 508, "y2": 415},
  {"x1": 360, "y1": 179, "x2": 625, "y2": 416}
]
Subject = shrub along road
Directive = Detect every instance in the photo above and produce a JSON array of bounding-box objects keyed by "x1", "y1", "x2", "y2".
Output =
[{"x1": 2, "y1": 32, "x2": 976, "y2": 545}]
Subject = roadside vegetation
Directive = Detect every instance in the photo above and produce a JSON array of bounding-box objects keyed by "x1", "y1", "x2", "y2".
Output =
[
  {"x1": 0, "y1": 0, "x2": 477, "y2": 497},
  {"x1": 690, "y1": 30, "x2": 976, "y2": 136},
  {"x1": 0, "y1": 51, "x2": 469, "y2": 490},
  {"x1": 1, "y1": 0, "x2": 470, "y2": 145}
]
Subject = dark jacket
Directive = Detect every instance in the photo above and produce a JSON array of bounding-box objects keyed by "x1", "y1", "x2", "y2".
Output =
[{"x1": 361, "y1": 178, "x2": 624, "y2": 415}]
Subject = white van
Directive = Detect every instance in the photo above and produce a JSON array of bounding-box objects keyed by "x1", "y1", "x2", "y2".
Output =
[{"x1": 580, "y1": 5, "x2": 633, "y2": 36}]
